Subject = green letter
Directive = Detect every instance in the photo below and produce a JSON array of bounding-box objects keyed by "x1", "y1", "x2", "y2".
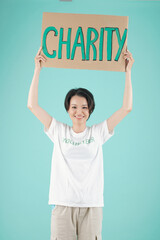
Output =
[
  {"x1": 86, "y1": 27, "x2": 99, "y2": 61},
  {"x1": 71, "y1": 27, "x2": 85, "y2": 60},
  {"x1": 42, "y1": 26, "x2": 58, "y2": 58},
  {"x1": 115, "y1": 28, "x2": 127, "y2": 61},
  {"x1": 104, "y1": 27, "x2": 115, "y2": 61},
  {"x1": 58, "y1": 28, "x2": 71, "y2": 59},
  {"x1": 99, "y1": 28, "x2": 104, "y2": 61}
]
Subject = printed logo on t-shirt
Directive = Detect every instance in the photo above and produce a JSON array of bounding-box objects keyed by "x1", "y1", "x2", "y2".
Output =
[{"x1": 63, "y1": 137, "x2": 95, "y2": 146}]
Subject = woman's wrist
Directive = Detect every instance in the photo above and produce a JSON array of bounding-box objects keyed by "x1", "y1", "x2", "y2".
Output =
[
  {"x1": 126, "y1": 69, "x2": 131, "y2": 74},
  {"x1": 34, "y1": 67, "x2": 41, "y2": 73}
]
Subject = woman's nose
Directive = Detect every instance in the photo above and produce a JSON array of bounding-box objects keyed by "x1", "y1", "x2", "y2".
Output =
[{"x1": 76, "y1": 108, "x2": 82, "y2": 114}]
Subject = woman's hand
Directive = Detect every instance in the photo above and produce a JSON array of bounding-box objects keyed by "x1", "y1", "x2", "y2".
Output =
[
  {"x1": 34, "y1": 46, "x2": 47, "y2": 71},
  {"x1": 123, "y1": 49, "x2": 134, "y2": 72}
]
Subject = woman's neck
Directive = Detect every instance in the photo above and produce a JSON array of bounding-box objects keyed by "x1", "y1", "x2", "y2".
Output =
[{"x1": 72, "y1": 124, "x2": 86, "y2": 133}]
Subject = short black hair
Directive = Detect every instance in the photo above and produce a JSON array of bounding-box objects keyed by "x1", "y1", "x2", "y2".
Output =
[{"x1": 64, "y1": 88, "x2": 95, "y2": 120}]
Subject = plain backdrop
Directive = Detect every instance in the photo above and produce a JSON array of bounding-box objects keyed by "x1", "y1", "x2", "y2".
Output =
[{"x1": 1, "y1": 0, "x2": 160, "y2": 240}]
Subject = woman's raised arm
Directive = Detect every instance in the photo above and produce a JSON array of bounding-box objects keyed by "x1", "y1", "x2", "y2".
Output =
[
  {"x1": 107, "y1": 49, "x2": 134, "y2": 133},
  {"x1": 27, "y1": 46, "x2": 52, "y2": 130}
]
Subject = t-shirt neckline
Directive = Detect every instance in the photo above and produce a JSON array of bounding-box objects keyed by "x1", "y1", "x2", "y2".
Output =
[{"x1": 70, "y1": 126, "x2": 88, "y2": 138}]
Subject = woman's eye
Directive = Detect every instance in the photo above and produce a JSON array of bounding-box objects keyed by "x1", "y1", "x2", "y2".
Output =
[{"x1": 72, "y1": 106, "x2": 88, "y2": 109}]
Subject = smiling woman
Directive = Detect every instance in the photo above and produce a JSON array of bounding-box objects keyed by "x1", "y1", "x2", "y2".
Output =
[
  {"x1": 27, "y1": 45, "x2": 134, "y2": 240},
  {"x1": 64, "y1": 88, "x2": 95, "y2": 131},
  {"x1": 66, "y1": 94, "x2": 91, "y2": 133}
]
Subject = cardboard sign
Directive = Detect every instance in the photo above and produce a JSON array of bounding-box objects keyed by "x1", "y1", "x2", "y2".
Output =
[{"x1": 41, "y1": 12, "x2": 128, "y2": 72}]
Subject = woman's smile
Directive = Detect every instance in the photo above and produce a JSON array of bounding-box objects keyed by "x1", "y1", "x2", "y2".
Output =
[{"x1": 75, "y1": 115, "x2": 84, "y2": 119}]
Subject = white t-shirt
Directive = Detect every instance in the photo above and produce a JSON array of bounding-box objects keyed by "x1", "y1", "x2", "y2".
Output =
[{"x1": 44, "y1": 117, "x2": 114, "y2": 207}]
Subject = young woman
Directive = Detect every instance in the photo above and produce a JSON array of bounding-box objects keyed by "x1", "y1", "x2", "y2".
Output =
[{"x1": 27, "y1": 46, "x2": 134, "y2": 240}]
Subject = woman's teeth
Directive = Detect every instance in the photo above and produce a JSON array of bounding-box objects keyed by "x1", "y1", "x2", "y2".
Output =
[{"x1": 75, "y1": 116, "x2": 84, "y2": 119}]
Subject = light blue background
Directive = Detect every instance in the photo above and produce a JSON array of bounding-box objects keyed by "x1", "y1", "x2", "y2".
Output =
[{"x1": 1, "y1": 0, "x2": 160, "y2": 240}]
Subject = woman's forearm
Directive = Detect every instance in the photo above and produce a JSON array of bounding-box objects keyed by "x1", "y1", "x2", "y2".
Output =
[
  {"x1": 27, "y1": 68, "x2": 41, "y2": 109},
  {"x1": 122, "y1": 70, "x2": 133, "y2": 111}
]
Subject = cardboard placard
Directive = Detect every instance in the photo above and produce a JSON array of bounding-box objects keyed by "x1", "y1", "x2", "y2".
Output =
[{"x1": 41, "y1": 12, "x2": 128, "y2": 72}]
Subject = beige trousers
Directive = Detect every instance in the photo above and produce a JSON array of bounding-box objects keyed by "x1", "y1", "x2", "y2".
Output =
[{"x1": 50, "y1": 205, "x2": 103, "y2": 240}]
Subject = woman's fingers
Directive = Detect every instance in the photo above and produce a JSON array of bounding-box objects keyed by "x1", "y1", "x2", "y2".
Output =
[
  {"x1": 124, "y1": 50, "x2": 133, "y2": 57},
  {"x1": 38, "y1": 46, "x2": 42, "y2": 53},
  {"x1": 123, "y1": 54, "x2": 130, "y2": 60},
  {"x1": 123, "y1": 49, "x2": 134, "y2": 71},
  {"x1": 124, "y1": 52, "x2": 131, "y2": 56},
  {"x1": 36, "y1": 55, "x2": 46, "y2": 61},
  {"x1": 123, "y1": 52, "x2": 134, "y2": 67},
  {"x1": 35, "y1": 55, "x2": 47, "y2": 62},
  {"x1": 35, "y1": 47, "x2": 47, "y2": 62},
  {"x1": 123, "y1": 51, "x2": 133, "y2": 60},
  {"x1": 36, "y1": 46, "x2": 42, "y2": 57}
]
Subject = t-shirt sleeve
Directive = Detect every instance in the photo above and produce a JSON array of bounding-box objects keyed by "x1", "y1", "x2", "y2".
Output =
[
  {"x1": 44, "y1": 117, "x2": 58, "y2": 143},
  {"x1": 93, "y1": 120, "x2": 114, "y2": 145}
]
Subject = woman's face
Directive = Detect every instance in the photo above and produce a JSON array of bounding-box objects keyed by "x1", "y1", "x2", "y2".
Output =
[{"x1": 67, "y1": 95, "x2": 90, "y2": 124}]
